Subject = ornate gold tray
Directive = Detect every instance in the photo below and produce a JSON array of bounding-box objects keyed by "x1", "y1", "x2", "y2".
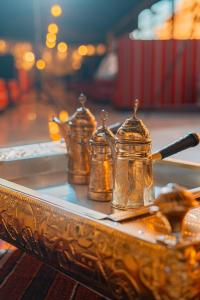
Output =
[{"x1": 0, "y1": 142, "x2": 200, "y2": 300}]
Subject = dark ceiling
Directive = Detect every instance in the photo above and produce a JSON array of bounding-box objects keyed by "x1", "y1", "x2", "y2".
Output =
[{"x1": 0, "y1": 0, "x2": 157, "y2": 44}]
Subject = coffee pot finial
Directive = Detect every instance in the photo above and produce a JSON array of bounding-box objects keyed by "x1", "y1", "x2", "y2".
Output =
[
  {"x1": 79, "y1": 93, "x2": 87, "y2": 109},
  {"x1": 133, "y1": 99, "x2": 139, "y2": 119},
  {"x1": 100, "y1": 109, "x2": 108, "y2": 128}
]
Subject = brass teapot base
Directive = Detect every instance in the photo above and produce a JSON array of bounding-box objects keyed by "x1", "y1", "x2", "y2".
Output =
[
  {"x1": 88, "y1": 191, "x2": 112, "y2": 202},
  {"x1": 68, "y1": 173, "x2": 89, "y2": 185},
  {"x1": 112, "y1": 202, "x2": 144, "y2": 210}
]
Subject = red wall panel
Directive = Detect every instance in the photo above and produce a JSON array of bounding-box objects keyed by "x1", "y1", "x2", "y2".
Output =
[{"x1": 114, "y1": 38, "x2": 200, "y2": 109}]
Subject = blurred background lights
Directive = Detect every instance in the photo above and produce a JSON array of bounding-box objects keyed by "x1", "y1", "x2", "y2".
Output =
[
  {"x1": 51, "y1": 4, "x2": 62, "y2": 17},
  {"x1": 0, "y1": 40, "x2": 7, "y2": 53},
  {"x1": 46, "y1": 33, "x2": 57, "y2": 43},
  {"x1": 23, "y1": 51, "x2": 35, "y2": 63},
  {"x1": 46, "y1": 40, "x2": 56, "y2": 49},
  {"x1": 59, "y1": 110, "x2": 69, "y2": 122},
  {"x1": 96, "y1": 44, "x2": 106, "y2": 55},
  {"x1": 48, "y1": 23, "x2": 59, "y2": 34},
  {"x1": 72, "y1": 50, "x2": 81, "y2": 60},
  {"x1": 48, "y1": 121, "x2": 61, "y2": 141},
  {"x1": 87, "y1": 44, "x2": 95, "y2": 56},
  {"x1": 57, "y1": 42, "x2": 68, "y2": 53},
  {"x1": 36, "y1": 59, "x2": 46, "y2": 70},
  {"x1": 78, "y1": 45, "x2": 88, "y2": 56},
  {"x1": 57, "y1": 51, "x2": 67, "y2": 60},
  {"x1": 72, "y1": 61, "x2": 81, "y2": 70}
]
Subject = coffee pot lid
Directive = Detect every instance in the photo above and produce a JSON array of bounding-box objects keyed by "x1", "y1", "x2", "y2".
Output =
[
  {"x1": 90, "y1": 110, "x2": 115, "y2": 145},
  {"x1": 116, "y1": 99, "x2": 151, "y2": 144},
  {"x1": 69, "y1": 93, "x2": 96, "y2": 129}
]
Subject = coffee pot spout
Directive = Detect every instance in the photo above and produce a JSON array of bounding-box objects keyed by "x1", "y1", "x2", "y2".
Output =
[{"x1": 52, "y1": 117, "x2": 70, "y2": 148}]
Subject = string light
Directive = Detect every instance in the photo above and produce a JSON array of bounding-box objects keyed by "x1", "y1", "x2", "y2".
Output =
[
  {"x1": 96, "y1": 44, "x2": 106, "y2": 55},
  {"x1": 46, "y1": 33, "x2": 57, "y2": 43},
  {"x1": 51, "y1": 4, "x2": 62, "y2": 17},
  {"x1": 23, "y1": 51, "x2": 35, "y2": 63},
  {"x1": 48, "y1": 23, "x2": 59, "y2": 34},
  {"x1": 87, "y1": 44, "x2": 95, "y2": 56},
  {"x1": 57, "y1": 42, "x2": 68, "y2": 53},
  {"x1": 36, "y1": 59, "x2": 46, "y2": 70},
  {"x1": 46, "y1": 40, "x2": 56, "y2": 49},
  {"x1": 78, "y1": 45, "x2": 88, "y2": 56}
]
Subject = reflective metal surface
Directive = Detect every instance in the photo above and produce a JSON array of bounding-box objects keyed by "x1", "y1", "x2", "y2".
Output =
[
  {"x1": 88, "y1": 110, "x2": 115, "y2": 202},
  {"x1": 112, "y1": 100, "x2": 154, "y2": 209},
  {"x1": 53, "y1": 94, "x2": 96, "y2": 185}
]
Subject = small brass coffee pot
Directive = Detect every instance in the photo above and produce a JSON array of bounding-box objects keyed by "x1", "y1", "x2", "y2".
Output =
[
  {"x1": 53, "y1": 94, "x2": 96, "y2": 184},
  {"x1": 112, "y1": 100, "x2": 154, "y2": 209},
  {"x1": 88, "y1": 110, "x2": 115, "y2": 201}
]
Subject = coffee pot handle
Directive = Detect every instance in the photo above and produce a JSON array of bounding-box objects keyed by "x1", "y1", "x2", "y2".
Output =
[{"x1": 152, "y1": 133, "x2": 200, "y2": 161}]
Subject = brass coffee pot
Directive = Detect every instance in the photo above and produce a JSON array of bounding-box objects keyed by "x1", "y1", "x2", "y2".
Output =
[
  {"x1": 112, "y1": 99, "x2": 154, "y2": 209},
  {"x1": 53, "y1": 94, "x2": 96, "y2": 185},
  {"x1": 110, "y1": 100, "x2": 199, "y2": 210},
  {"x1": 88, "y1": 110, "x2": 115, "y2": 201}
]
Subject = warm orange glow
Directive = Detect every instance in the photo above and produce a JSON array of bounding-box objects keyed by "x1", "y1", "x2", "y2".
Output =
[
  {"x1": 46, "y1": 33, "x2": 57, "y2": 43},
  {"x1": 27, "y1": 112, "x2": 37, "y2": 121},
  {"x1": 96, "y1": 44, "x2": 106, "y2": 55},
  {"x1": 59, "y1": 110, "x2": 69, "y2": 122},
  {"x1": 57, "y1": 42, "x2": 68, "y2": 53},
  {"x1": 36, "y1": 59, "x2": 46, "y2": 70},
  {"x1": 51, "y1": 4, "x2": 62, "y2": 17},
  {"x1": 48, "y1": 121, "x2": 61, "y2": 141},
  {"x1": 46, "y1": 40, "x2": 56, "y2": 49},
  {"x1": 72, "y1": 50, "x2": 81, "y2": 60},
  {"x1": 156, "y1": 0, "x2": 200, "y2": 39},
  {"x1": 48, "y1": 23, "x2": 59, "y2": 34},
  {"x1": 23, "y1": 51, "x2": 35, "y2": 63},
  {"x1": 78, "y1": 45, "x2": 88, "y2": 56},
  {"x1": 72, "y1": 61, "x2": 82, "y2": 70},
  {"x1": 42, "y1": 50, "x2": 52, "y2": 63},
  {"x1": 0, "y1": 40, "x2": 7, "y2": 53},
  {"x1": 87, "y1": 44, "x2": 96, "y2": 56},
  {"x1": 57, "y1": 51, "x2": 67, "y2": 60},
  {"x1": 21, "y1": 62, "x2": 34, "y2": 71}
]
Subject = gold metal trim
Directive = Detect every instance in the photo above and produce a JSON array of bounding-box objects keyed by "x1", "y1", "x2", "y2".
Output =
[{"x1": 1, "y1": 180, "x2": 200, "y2": 299}]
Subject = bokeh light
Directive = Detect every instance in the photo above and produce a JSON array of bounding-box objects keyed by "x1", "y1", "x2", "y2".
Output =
[
  {"x1": 87, "y1": 44, "x2": 95, "y2": 56},
  {"x1": 0, "y1": 40, "x2": 7, "y2": 53},
  {"x1": 36, "y1": 59, "x2": 46, "y2": 70},
  {"x1": 51, "y1": 4, "x2": 62, "y2": 17},
  {"x1": 96, "y1": 44, "x2": 106, "y2": 55},
  {"x1": 48, "y1": 23, "x2": 59, "y2": 34},
  {"x1": 48, "y1": 121, "x2": 61, "y2": 141},
  {"x1": 46, "y1": 33, "x2": 57, "y2": 43},
  {"x1": 23, "y1": 51, "x2": 35, "y2": 63},
  {"x1": 59, "y1": 110, "x2": 69, "y2": 122},
  {"x1": 72, "y1": 50, "x2": 81, "y2": 60},
  {"x1": 78, "y1": 45, "x2": 88, "y2": 56},
  {"x1": 46, "y1": 40, "x2": 56, "y2": 49},
  {"x1": 57, "y1": 42, "x2": 68, "y2": 53}
]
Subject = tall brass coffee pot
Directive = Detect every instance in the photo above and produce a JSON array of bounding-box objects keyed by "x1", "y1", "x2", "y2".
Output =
[
  {"x1": 112, "y1": 100, "x2": 154, "y2": 209},
  {"x1": 53, "y1": 94, "x2": 96, "y2": 184},
  {"x1": 88, "y1": 110, "x2": 115, "y2": 201}
]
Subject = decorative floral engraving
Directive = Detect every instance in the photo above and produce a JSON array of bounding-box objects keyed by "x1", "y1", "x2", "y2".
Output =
[{"x1": 0, "y1": 185, "x2": 200, "y2": 299}]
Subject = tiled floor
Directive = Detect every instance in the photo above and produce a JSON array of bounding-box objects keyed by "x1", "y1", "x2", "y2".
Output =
[{"x1": 0, "y1": 81, "x2": 199, "y2": 163}]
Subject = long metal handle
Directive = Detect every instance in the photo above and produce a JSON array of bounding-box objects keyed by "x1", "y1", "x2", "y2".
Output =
[{"x1": 152, "y1": 133, "x2": 200, "y2": 161}]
